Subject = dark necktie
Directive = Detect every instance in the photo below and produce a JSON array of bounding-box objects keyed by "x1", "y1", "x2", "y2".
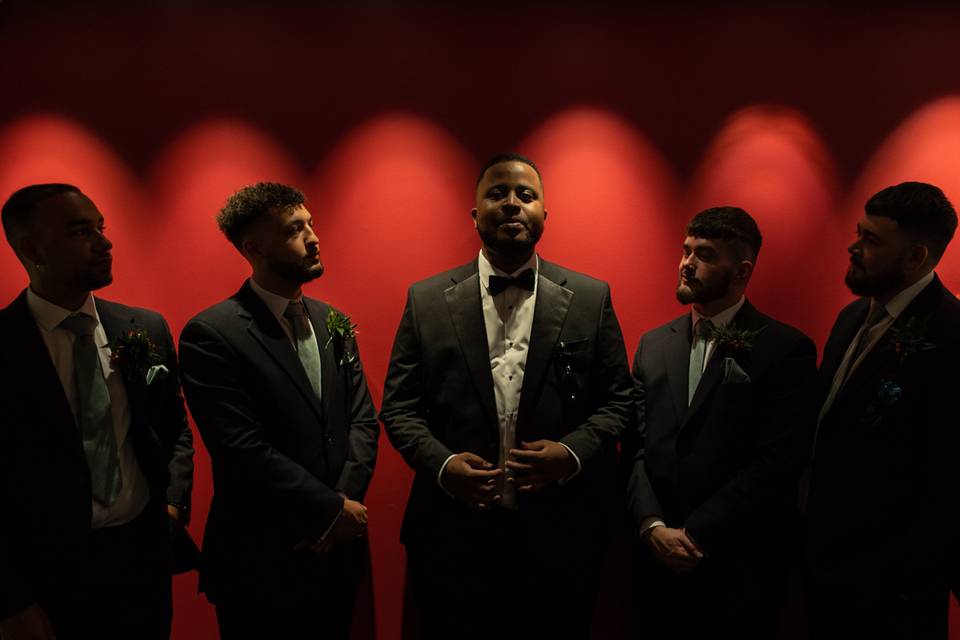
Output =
[
  {"x1": 488, "y1": 268, "x2": 536, "y2": 296},
  {"x1": 60, "y1": 313, "x2": 122, "y2": 506}
]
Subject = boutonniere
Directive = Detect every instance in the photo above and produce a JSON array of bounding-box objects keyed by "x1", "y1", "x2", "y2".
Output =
[
  {"x1": 861, "y1": 376, "x2": 904, "y2": 429},
  {"x1": 109, "y1": 328, "x2": 169, "y2": 388},
  {"x1": 885, "y1": 315, "x2": 936, "y2": 365},
  {"x1": 325, "y1": 308, "x2": 359, "y2": 366},
  {"x1": 708, "y1": 323, "x2": 765, "y2": 353}
]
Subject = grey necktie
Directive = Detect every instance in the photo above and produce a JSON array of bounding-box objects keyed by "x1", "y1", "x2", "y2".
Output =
[
  {"x1": 60, "y1": 313, "x2": 122, "y2": 506},
  {"x1": 284, "y1": 301, "x2": 322, "y2": 399},
  {"x1": 688, "y1": 318, "x2": 715, "y2": 405}
]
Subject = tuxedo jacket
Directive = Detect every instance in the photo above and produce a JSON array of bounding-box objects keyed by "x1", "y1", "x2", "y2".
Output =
[
  {"x1": 624, "y1": 300, "x2": 818, "y2": 563},
  {"x1": 178, "y1": 281, "x2": 379, "y2": 604},
  {"x1": 806, "y1": 275, "x2": 960, "y2": 604},
  {"x1": 0, "y1": 291, "x2": 194, "y2": 620},
  {"x1": 381, "y1": 258, "x2": 634, "y2": 548}
]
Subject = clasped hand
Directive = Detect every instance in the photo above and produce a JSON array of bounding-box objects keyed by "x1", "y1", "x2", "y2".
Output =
[
  {"x1": 645, "y1": 526, "x2": 704, "y2": 574},
  {"x1": 442, "y1": 440, "x2": 575, "y2": 509}
]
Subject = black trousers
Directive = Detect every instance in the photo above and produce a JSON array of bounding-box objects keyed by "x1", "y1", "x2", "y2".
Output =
[
  {"x1": 404, "y1": 508, "x2": 605, "y2": 640},
  {"x1": 41, "y1": 506, "x2": 173, "y2": 640}
]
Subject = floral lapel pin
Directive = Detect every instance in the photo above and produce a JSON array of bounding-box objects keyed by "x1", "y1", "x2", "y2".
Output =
[
  {"x1": 707, "y1": 323, "x2": 766, "y2": 353},
  {"x1": 109, "y1": 328, "x2": 168, "y2": 388},
  {"x1": 325, "y1": 308, "x2": 359, "y2": 366}
]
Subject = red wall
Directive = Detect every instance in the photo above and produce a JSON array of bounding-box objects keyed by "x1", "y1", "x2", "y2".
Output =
[{"x1": 2, "y1": 2, "x2": 960, "y2": 637}]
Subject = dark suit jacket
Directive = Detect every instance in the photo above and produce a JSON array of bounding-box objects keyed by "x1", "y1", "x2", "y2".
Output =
[
  {"x1": 806, "y1": 275, "x2": 960, "y2": 608},
  {"x1": 625, "y1": 300, "x2": 817, "y2": 569},
  {"x1": 0, "y1": 291, "x2": 194, "y2": 620},
  {"x1": 380, "y1": 258, "x2": 634, "y2": 550},
  {"x1": 178, "y1": 281, "x2": 379, "y2": 604}
]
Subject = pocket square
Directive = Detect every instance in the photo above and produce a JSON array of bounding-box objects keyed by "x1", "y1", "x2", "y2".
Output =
[{"x1": 720, "y1": 357, "x2": 751, "y2": 384}]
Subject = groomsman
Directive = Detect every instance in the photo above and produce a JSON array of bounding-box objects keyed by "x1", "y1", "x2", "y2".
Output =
[
  {"x1": 805, "y1": 182, "x2": 960, "y2": 639},
  {"x1": 623, "y1": 207, "x2": 818, "y2": 638},
  {"x1": 0, "y1": 184, "x2": 195, "y2": 639},
  {"x1": 381, "y1": 153, "x2": 634, "y2": 638},
  {"x1": 178, "y1": 182, "x2": 379, "y2": 639}
]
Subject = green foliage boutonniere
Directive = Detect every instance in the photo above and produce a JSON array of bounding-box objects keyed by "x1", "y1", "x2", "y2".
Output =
[
  {"x1": 708, "y1": 323, "x2": 766, "y2": 353},
  {"x1": 109, "y1": 328, "x2": 169, "y2": 387},
  {"x1": 325, "y1": 308, "x2": 359, "y2": 366},
  {"x1": 885, "y1": 315, "x2": 936, "y2": 365}
]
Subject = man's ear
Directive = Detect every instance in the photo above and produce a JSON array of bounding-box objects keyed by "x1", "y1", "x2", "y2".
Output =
[
  {"x1": 908, "y1": 243, "x2": 930, "y2": 271},
  {"x1": 18, "y1": 235, "x2": 42, "y2": 266},
  {"x1": 240, "y1": 238, "x2": 261, "y2": 260},
  {"x1": 738, "y1": 259, "x2": 755, "y2": 283},
  {"x1": 543, "y1": 208, "x2": 548, "y2": 221},
  {"x1": 471, "y1": 208, "x2": 478, "y2": 228}
]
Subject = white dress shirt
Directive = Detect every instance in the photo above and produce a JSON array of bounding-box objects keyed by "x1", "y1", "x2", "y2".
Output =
[
  {"x1": 640, "y1": 296, "x2": 745, "y2": 537},
  {"x1": 437, "y1": 251, "x2": 581, "y2": 505},
  {"x1": 26, "y1": 288, "x2": 149, "y2": 528}
]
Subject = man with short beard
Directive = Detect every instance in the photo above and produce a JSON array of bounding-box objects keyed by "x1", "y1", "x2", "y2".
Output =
[
  {"x1": 381, "y1": 153, "x2": 634, "y2": 638},
  {"x1": 0, "y1": 184, "x2": 195, "y2": 639},
  {"x1": 805, "y1": 182, "x2": 960, "y2": 639},
  {"x1": 623, "y1": 207, "x2": 817, "y2": 638},
  {"x1": 178, "y1": 183, "x2": 379, "y2": 639}
]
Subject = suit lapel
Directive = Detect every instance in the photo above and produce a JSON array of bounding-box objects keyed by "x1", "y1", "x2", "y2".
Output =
[
  {"x1": 820, "y1": 299, "x2": 868, "y2": 388},
  {"x1": 444, "y1": 262, "x2": 499, "y2": 432},
  {"x1": 95, "y1": 299, "x2": 146, "y2": 435},
  {"x1": 237, "y1": 284, "x2": 325, "y2": 422},
  {"x1": 830, "y1": 277, "x2": 944, "y2": 412},
  {"x1": 683, "y1": 300, "x2": 761, "y2": 429},
  {"x1": 9, "y1": 291, "x2": 77, "y2": 437},
  {"x1": 517, "y1": 261, "x2": 572, "y2": 430},
  {"x1": 304, "y1": 297, "x2": 335, "y2": 422},
  {"x1": 663, "y1": 314, "x2": 692, "y2": 425}
]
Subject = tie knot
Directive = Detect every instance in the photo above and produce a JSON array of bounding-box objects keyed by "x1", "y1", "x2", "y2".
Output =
[
  {"x1": 488, "y1": 268, "x2": 536, "y2": 296},
  {"x1": 695, "y1": 318, "x2": 715, "y2": 338},
  {"x1": 284, "y1": 301, "x2": 306, "y2": 319},
  {"x1": 60, "y1": 313, "x2": 97, "y2": 337}
]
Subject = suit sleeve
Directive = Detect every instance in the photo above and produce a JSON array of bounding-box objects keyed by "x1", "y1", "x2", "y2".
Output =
[
  {"x1": 684, "y1": 332, "x2": 818, "y2": 553},
  {"x1": 558, "y1": 284, "x2": 635, "y2": 471},
  {"x1": 381, "y1": 287, "x2": 454, "y2": 478},
  {"x1": 156, "y1": 315, "x2": 194, "y2": 517},
  {"x1": 332, "y1": 337, "x2": 380, "y2": 501},
  {"x1": 179, "y1": 318, "x2": 343, "y2": 540},
  {"x1": 0, "y1": 398, "x2": 32, "y2": 620},
  {"x1": 624, "y1": 336, "x2": 664, "y2": 527}
]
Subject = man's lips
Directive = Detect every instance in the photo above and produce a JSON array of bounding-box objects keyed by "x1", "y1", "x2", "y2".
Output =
[{"x1": 92, "y1": 255, "x2": 112, "y2": 267}]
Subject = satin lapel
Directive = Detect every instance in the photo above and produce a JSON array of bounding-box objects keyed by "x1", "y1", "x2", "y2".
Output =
[
  {"x1": 832, "y1": 278, "x2": 943, "y2": 409},
  {"x1": 516, "y1": 263, "x2": 572, "y2": 429},
  {"x1": 237, "y1": 285, "x2": 325, "y2": 422},
  {"x1": 96, "y1": 300, "x2": 146, "y2": 434},
  {"x1": 444, "y1": 269, "x2": 499, "y2": 432},
  {"x1": 9, "y1": 292, "x2": 77, "y2": 437},
  {"x1": 304, "y1": 297, "x2": 334, "y2": 421},
  {"x1": 663, "y1": 314, "x2": 692, "y2": 425}
]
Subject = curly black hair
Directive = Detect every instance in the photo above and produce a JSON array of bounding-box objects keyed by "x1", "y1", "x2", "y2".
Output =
[{"x1": 217, "y1": 182, "x2": 306, "y2": 249}]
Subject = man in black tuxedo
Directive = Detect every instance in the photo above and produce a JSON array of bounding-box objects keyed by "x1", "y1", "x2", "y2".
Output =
[
  {"x1": 623, "y1": 207, "x2": 818, "y2": 638},
  {"x1": 381, "y1": 153, "x2": 634, "y2": 638},
  {"x1": 178, "y1": 182, "x2": 379, "y2": 639},
  {"x1": 805, "y1": 182, "x2": 960, "y2": 639},
  {"x1": 0, "y1": 184, "x2": 195, "y2": 640}
]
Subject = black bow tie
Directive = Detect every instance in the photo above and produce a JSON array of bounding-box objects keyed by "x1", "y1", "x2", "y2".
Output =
[{"x1": 488, "y1": 269, "x2": 536, "y2": 296}]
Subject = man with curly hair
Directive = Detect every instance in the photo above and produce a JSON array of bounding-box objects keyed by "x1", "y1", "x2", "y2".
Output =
[
  {"x1": 179, "y1": 182, "x2": 379, "y2": 638},
  {"x1": 0, "y1": 184, "x2": 195, "y2": 639}
]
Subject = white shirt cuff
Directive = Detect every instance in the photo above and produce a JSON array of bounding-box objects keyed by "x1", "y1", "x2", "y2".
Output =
[
  {"x1": 437, "y1": 454, "x2": 457, "y2": 497},
  {"x1": 557, "y1": 443, "x2": 582, "y2": 485},
  {"x1": 639, "y1": 516, "x2": 665, "y2": 538}
]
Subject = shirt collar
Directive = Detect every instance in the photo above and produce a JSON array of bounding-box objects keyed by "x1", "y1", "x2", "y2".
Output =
[
  {"x1": 880, "y1": 270, "x2": 935, "y2": 322},
  {"x1": 477, "y1": 249, "x2": 539, "y2": 289},
  {"x1": 691, "y1": 295, "x2": 746, "y2": 333},
  {"x1": 248, "y1": 277, "x2": 302, "y2": 324},
  {"x1": 26, "y1": 287, "x2": 100, "y2": 332}
]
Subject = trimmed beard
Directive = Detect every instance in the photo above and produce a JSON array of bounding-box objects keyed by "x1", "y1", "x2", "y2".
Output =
[
  {"x1": 676, "y1": 269, "x2": 734, "y2": 305},
  {"x1": 844, "y1": 262, "x2": 905, "y2": 298},
  {"x1": 267, "y1": 257, "x2": 325, "y2": 285}
]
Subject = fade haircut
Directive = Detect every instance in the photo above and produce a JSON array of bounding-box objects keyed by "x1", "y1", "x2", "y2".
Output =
[
  {"x1": 865, "y1": 181, "x2": 957, "y2": 263},
  {"x1": 476, "y1": 152, "x2": 543, "y2": 189},
  {"x1": 217, "y1": 182, "x2": 306, "y2": 250},
  {"x1": 687, "y1": 206, "x2": 763, "y2": 261},
  {"x1": 1, "y1": 183, "x2": 84, "y2": 251}
]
